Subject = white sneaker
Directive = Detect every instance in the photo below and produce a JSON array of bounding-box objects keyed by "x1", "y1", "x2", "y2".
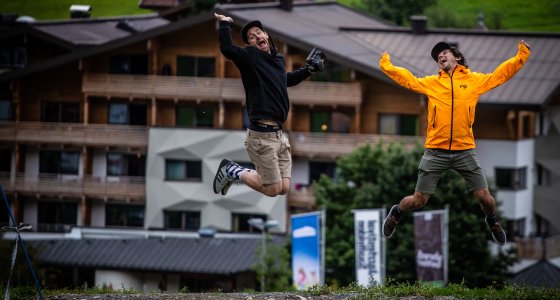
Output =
[{"x1": 213, "y1": 159, "x2": 232, "y2": 194}]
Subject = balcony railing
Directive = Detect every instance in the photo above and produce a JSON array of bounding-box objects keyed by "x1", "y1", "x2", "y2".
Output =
[
  {"x1": 289, "y1": 131, "x2": 423, "y2": 159},
  {"x1": 0, "y1": 173, "x2": 145, "y2": 201},
  {"x1": 0, "y1": 121, "x2": 148, "y2": 148},
  {"x1": 514, "y1": 235, "x2": 560, "y2": 260},
  {"x1": 83, "y1": 73, "x2": 362, "y2": 106},
  {"x1": 288, "y1": 185, "x2": 315, "y2": 209}
]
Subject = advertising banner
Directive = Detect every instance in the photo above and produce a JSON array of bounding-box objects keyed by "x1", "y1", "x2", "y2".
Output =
[
  {"x1": 353, "y1": 209, "x2": 385, "y2": 286},
  {"x1": 291, "y1": 212, "x2": 322, "y2": 289},
  {"x1": 413, "y1": 209, "x2": 448, "y2": 286}
]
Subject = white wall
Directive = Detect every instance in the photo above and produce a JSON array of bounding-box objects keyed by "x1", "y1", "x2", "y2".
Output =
[
  {"x1": 92, "y1": 149, "x2": 107, "y2": 177},
  {"x1": 145, "y1": 128, "x2": 287, "y2": 233},
  {"x1": 95, "y1": 270, "x2": 143, "y2": 291},
  {"x1": 476, "y1": 139, "x2": 535, "y2": 237},
  {"x1": 91, "y1": 199, "x2": 105, "y2": 227},
  {"x1": 292, "y1": 158, "x2": 310, "y2": 187}
]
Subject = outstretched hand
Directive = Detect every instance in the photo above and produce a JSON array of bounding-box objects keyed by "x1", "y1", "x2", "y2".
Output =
[
  {"x1": 380, "y1": 50, "x2": 389, "y2": 60},
  {"x1": 520, "y1": 40, "x2": 531, "y2": 50},
  {"x1": 214, "y1": 13, "x2": 233, "y2": 23}
]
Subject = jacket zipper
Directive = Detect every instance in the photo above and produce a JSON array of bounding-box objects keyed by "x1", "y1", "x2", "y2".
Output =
[
  {"x1": 433, "y1": 106, "x2": 437, "y2": 128},
  {"x1": 448, "y1": 67, "x2": 457, "y2": 150},
  {"x1": 468, "y1": 106, "x2": 472, "y2": 128}
]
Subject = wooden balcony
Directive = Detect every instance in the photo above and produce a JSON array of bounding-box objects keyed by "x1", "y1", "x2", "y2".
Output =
[
  {"x1": 288, "y1": 185, "x2": 316, "y2": 209},
  {"x1": 289, "y1": 131, "x2": 423, "y2": 159},
  {"x1": 0, "y1": 173, "x2": 145, "y2": 202},
  {"x1": 82, "y1": 73, "x2": 362, "y2": 106},
  {"x1": 514, "y1": 235, "x2": 560, "y2": 260},
  {"x1": 0, "y1": 121, "x2": 148, "y2": 148}
]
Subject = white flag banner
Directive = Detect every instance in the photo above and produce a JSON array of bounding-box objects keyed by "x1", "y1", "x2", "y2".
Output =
[{"x1": 353, "y1": 209, "x2": 385, "y2": 286}]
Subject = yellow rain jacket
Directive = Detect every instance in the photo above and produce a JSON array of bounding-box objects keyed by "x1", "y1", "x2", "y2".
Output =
[{"x1": 379, "y1": 42, "x2": 530, "y2": 150}]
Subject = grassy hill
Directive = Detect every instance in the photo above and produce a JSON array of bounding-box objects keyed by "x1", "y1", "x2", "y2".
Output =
[
  {"x1": 340, "y1": 0, "x2": 560, "y2": 32},
  {"x1": 1, "y1": 0, "x2": 558, "y2": 32},
  {"x1": 0, "y1": 0, "x2": 151, "y2": 21}
]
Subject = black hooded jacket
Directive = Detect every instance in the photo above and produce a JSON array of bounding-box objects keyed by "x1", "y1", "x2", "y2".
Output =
[{"x1": 218, "y1": 21, "x2": 310, "y2": 125}]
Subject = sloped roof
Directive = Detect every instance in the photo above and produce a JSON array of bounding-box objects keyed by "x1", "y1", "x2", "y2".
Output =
[
  {"x1": 511, "y1": 259, "x2": 560, "y2": 287},
  {"x1": 31, "y1": 237, "x2": 262, "y2": 274},
  {"x1": 2, "y1": 1, "x2": 559, "y2": 108},
  {"x1": 32, "y1": 14, "x2": 169, "y2": 46},
  {"x1": 216, "y1": 1, "x2": 560, "y2": 108}
]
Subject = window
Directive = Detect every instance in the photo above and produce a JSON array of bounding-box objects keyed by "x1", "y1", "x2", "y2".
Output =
[
  {"x1": 309, "y1": 161, "x2": 337, "y2": 183},
  {"x1": 108, "y1": 103, "x2": 147, "y2": 125},
  {"x1": 506, "y1": 218, "x2": 526, "y2": 238},
  {"x1": 165, "y1": 211, "x2": 200, "y2": 231},
  {"x1": 379, "y1": 114, "x2": 418, "y2": 136},
  {"x1": 0, "y1": 149, "x2": 11, "y2": 172},
  {"x1": 0, "y1": 46, "x2": 27, "y2": 69},
  {"x1": 42, "y1": 101, "x2": 80, "y2": 123},
  {"x1": 105, "y1": 204, "x2": 144, "y2": 227},
  {"x1": 0, "y1": 197, "x2": 10, "y2": 227},
  {"x1": 176, "y1": 105, "x2": 214, "y2": 128},
  {"x1": 537, "y1": 164, "x2": 552, "y2": 186},
  {"x1": 232, "y1": 213, "x2": 267, "y2": 233},
  {"x1": 495, "y1": 167, "x2": 527, "y2": 190},
  {"x1": 310, "y1": 61, "x2": 351, "y2": 82},
  {"x1": 311, "y1": 111, "x2": 350, "y2": 133},
  {"x1": 107, "y1": 152, "x2": 145, "y2": 176},
  {"x1": 176, "y1": 56, "x2": 215, "y2": 77},
  {"x1": 37, "y1": 201, "x2": 77, "y2": 232},
  {"x1": 109, "y1": 54, "x2": 148, "y2": 74},
  {"x1": 165, "y1": 160, "x2": 202, "y2": 181},
  {"x1": 0, "y1": 100, "x2": 12, "y2": 120},
  {"x1": 39, "y1": 150, "x2": 79, "y2": 174}
]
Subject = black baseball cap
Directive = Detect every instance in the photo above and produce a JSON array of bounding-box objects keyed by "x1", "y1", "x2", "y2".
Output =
[
  {"x1": 431, "y1": 41, "x2": 451, "y2": 62},
  {"x1": 241, "y1": 20, "x2": 263, "y2": 44}
]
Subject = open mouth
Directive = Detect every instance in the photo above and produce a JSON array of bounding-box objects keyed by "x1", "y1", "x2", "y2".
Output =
[{"x1": 257, "y1": 39, "x2": 267, "y2": 49}]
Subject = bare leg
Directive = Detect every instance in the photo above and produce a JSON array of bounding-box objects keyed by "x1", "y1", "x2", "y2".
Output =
[
  {"x1": 398, "y1": 191, "x2": 431, "y2": 212},
  {"x1": 240, "y1": 171, "x2": 290, "y2": 197},
  {"x1": 472, "y1": 187, "x2": 496, "y2": 215}
]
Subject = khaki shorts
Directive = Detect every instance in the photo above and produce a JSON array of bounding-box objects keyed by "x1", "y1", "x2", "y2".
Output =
[
  {"x1": 244, "y1": 129, "x2": 291, "y2": 185},
  {"x1": 416, "y1": 148, "x2": 488, "y2": 194}
]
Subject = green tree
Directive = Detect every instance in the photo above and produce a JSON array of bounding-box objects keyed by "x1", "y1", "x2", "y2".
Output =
[
  {"x1": 314, "y1": 142, "x2": 515, "y2": 287},
  {"x1": 352, "y1": 0, "x2": 436, "y2": 25},
  {"x1": 251, "y1": 235, "x2": 292, "y2": 291}
]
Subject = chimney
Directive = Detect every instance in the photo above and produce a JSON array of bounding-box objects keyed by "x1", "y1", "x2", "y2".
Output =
[
  {"x1": 280, "y1": 0, "x2": 293, "y2": 12},
  {"x1": 70, "y1": 4, "x2": 91, "y2": 19},
  {"x1": 410, "y1": 15, "x2": 427, "y2": 34}
]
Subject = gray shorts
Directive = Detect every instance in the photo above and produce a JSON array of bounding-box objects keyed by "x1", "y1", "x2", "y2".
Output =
[
  {"x1": 244, "y1": 129, "x2": 291, "y2": 185},
  {"x1": 416, "y1": 148, "x2": 488, "y2": 194}
]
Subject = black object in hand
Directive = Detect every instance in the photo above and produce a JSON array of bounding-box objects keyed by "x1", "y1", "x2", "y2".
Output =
[{"x1": 305, "y1": 47, "x2": 326, "y2": 73}]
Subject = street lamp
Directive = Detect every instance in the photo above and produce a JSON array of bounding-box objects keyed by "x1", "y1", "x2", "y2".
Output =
[{"x1": 247, "y1": 218, "x2": 278, "y2": 291}]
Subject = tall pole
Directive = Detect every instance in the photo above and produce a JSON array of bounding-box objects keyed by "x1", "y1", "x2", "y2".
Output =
[{"x1": 261, "y1": 228, "x2": 267, "y2": 291}]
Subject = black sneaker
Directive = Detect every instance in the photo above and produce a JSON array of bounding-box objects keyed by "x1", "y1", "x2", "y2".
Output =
[
  {"x1": 383, "y1": 205, "x2": 402, "y2": 238},
  {"x1": 486, "y1": 216, "x2": 507, "y2": 246},
  {"x1": 213, "y1": 159, "x2": 232, "y2": 194}
]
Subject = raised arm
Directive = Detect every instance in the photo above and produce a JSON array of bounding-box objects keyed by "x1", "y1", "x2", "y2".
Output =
[
  {"x1": 214, "y1": 13, "x2": 245, "y2": 62},
  {"x1": 379, "y1": 51, "x2": 427, "y2": 94},
  {"x1": 476, "y1": 40, "x2": 531, "y2": 94}
]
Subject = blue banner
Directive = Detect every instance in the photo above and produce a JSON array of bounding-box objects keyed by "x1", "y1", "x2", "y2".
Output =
[{"x1": 291, "y1": 212, "x2": 321, "y2": 289}]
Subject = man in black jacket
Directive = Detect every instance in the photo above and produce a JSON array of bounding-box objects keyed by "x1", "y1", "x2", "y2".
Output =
[{"x1": 213, "y1": 13, "x2": 324, "y2": 197}]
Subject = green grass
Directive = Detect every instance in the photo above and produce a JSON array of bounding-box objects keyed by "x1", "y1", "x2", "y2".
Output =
[
  {"x1": 0, "y1": 0, "x2": 152, "y2": 21},
  {"x1": 339, "y1": 0, "x2": 560, "y2": 32},
  {"x1": 5, "y1": 282, "x2": 558, "y2": 300}
]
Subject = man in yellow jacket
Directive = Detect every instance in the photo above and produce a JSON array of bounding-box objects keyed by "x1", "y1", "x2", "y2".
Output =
[{"x1": 379, "y1": 40, "x2": 531, "y2": 245}]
